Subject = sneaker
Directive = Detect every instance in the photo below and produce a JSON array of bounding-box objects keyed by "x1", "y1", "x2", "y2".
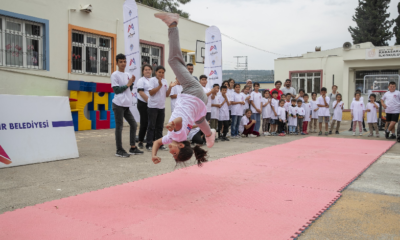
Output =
[
  {"x1": 146, "y1": 146, "x2": 152, "y2": 152},
  {"x1": 241, "y1": 134, "x2": 246, "y2": 138},
  {"x1": 279, "y1": 133, "x2": 285, "y2": 136},
  {"x1": 318, "y1": 131, "x2": 322, "y2": 135},
  {"x1": 129, "y1": 147, "x2": 144, "y2": 155},
  {"x1": 349, "y1": 128, "x2": 353, "y2": 131},
  {"x1": 206, "y1": 129, "x2": 216, "y2": 148},
  {"x1": 301, "y1": 132, "x2": 306, "y2": 135},
  {"x1": 222, "y1": 136, "x2": 230, "y2": 141},
  {"x1": 263, "y1": 132, "x2": 268, "y2": 136},
  {"x1": 138, "y1": 142, "x2": 144, "y2": 149},
  {"x1": 385, "y1": 130, "x2": 390, "y2": 139},
  {"x1": 389, "y1": 134, "x2": 396, "y2": 139},
  {"x1": 115, "y1": 149, "x2": 130, "y2": 158},
  {"x1": 266, "y1": 132, "x2": 271, "y2": 136},
  {"x1": 159, "y1": 145, "x2": 168, "y2": 151},
  {"x1": 335, "y1": 131, "x2": 339, "y2": 134},
  {"x1": 368, "y1": 133, "x2": 373, "y2": 137},
  {"x1": 325, "y1": 132, "x2": 329, "y2": 136},
  {"x1": 376, "y1": 134, "x2": 380, "y2": 138},
  {"x1": 329, "y1": 131, "x2": 332, "y2": 135},
  {"x1": 352, "y1": 132, "x2": 356, "y2": 136},
  {"x1": 363, "y1": 128, "x2": 368, "y2": 132},
  {"x1": 220, "y1": 137, "x2": 226, "y2": 141},
  {"x1": 248, "y1": 134, "x2": 257, "y2": 138},
  {"x1": 359, "y1": 133, "x2": 363, "y2": 136},
  {"x1": 154, "y1": 13, "x2": 180, "y2": 26}
]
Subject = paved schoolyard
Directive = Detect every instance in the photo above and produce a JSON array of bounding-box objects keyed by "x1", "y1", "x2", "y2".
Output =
[{"x1": 0, "y1": 120, "x2": 399, "y2": 239}]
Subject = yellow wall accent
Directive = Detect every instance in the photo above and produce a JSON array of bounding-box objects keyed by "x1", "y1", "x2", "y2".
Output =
[
  {"x1": 181, "y1": 48, "x2": 196, "y2": 65},
  {"x1": 70, "y1": 91, "x2": 93, "y2": 131},
  {"x1": 93, "y1": 92, "x2": 109, "y2": 111}
]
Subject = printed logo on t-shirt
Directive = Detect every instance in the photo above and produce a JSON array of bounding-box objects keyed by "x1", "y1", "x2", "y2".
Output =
[
  {"x1": 165, "y1": 85, "x2": 167, "y2": 88},
  {"x1": 187, "y1": 124, "x2": 193, "y2": 131}
]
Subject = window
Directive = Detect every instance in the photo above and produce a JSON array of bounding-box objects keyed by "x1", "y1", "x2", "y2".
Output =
[
  {"x1": 141, "y1": 43, "x2": 161, "y2": 75},
  {"x1": 355, "y1": 70, "x2": 399, "y2": 93},
  {"x1": 291, "y1": 72, "x2": 321, "y2": 94},
  {"x1": 0, "y1": 15, "x2": 44, "y2": 69},
  {"x1": 71, "y1": 31, "x2": 112, "y2": 76}
]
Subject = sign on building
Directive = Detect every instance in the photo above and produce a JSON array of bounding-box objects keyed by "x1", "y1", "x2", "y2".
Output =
[{"x1": 366, "y1": 47, "x2": 400, "y2": 60}]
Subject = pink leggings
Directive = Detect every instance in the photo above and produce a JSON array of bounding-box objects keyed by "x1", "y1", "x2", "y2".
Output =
[{"x1": 353, "y1": 121, "x2": 362, "y2": 132}]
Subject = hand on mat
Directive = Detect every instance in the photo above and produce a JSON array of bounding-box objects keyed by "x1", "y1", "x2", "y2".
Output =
[
  {"x1": 152, "y1": 156, "x2": 161, "y2": 164},
  {"x1": 166, "y1": 121, "x2": 175, "y2": 131}
]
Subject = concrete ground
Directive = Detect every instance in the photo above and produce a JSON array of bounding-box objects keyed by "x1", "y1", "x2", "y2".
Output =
[{"x1": 0, "y1": 121, "x2": 399, "y2": 239}]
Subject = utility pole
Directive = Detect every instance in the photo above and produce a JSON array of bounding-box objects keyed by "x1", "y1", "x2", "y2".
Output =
[{"x1": 233, "y1": 56, "x2": 248, "y2": 81}]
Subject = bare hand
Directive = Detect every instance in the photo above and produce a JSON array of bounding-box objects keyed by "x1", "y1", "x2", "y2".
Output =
[
  {"x1": 257, "y1": 109, "x2": 262, "y2": 114},
  {"x1": 152, "y1": 156, "x2": 161, "y2": 164},
  {"x1": 166, "y1": 121, "x2": 175, "y2": 131},
  {"x1": 170, "y1": 81, "x2": 177, "y2": 88},
  {"x1": 127, "y1": 75, "x2": 135, "y2": 87},
  {"x1": 382, "y1": 104, "x2": 387, "y2": 109},
  {"x1": 158, "y1": 78, "x2": 163, "y2": 86},
  {"x1": 252, "y1": 120, "x2": 256, "y2": 124}
]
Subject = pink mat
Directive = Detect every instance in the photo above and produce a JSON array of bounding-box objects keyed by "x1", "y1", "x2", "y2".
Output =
[{"x1": 0, "y1": 137, "x2": 394, "y2": 240}]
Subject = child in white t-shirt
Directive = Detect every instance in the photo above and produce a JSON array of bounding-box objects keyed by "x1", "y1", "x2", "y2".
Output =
[
  {"x1": 200, "y1": 75, "x2": 214, "y2": 121},
  {"x1": 288, "y1": 98, "x2": 297, "y2": 134},
  {"x1": 169, "y1": 78, "x2": 182, "y2": 112},
  {"x1": 270, "y1": 90, "x2": 279, "y2": 136},
  {"x1": 277, "y1": 99, "x2": 287, "y2": 136},
  {"x1": 310, "y1": 92, "x2": 319, "y2": 133},
  {"x1": 250, "y1": 82, "x2": 263, "y2": 133},
  {"x1": 230, "y1": 83, "x2": 246, "y2": 138},
  {"x1": 302, "y1": 94, "x2": 312, "y2": 134},
  {"x1": 351, "y1": 92, "x2": 366, "y2": 136},
  {"x1": 210, "y1": 84, "x2": 221, "y2": 134},
  {"x1": 296, "y1": 100, "x2": 305, "y2": 135},
  {"x1": 239, "y1": 109, "x2": 260, "y2": 137},
  {"x1": 261, "y1": 90, "x2": 272, "y2": 136},
  {"x1": 350, "y1": 89, "x2": 367, "y2": 132},
  {"x1": 366, "y1": 94, "x2": 379, "y2": 137},
  {"x1": 284, "y1": 94, "x2": 292, "y2": 134},
  {"x1": 242, "y1": 85, "x2": 251, "y2": 114},
  {"x1": 329, "y1": 93, "x2": 344, "y2": 135},
  {"x1": 218, "y1": 85, "x2": 231, "y2": 141}
]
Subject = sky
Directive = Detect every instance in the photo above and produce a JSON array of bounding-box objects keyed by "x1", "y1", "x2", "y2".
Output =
[{"x1": 180, "y1": 0, "x2": 400, "y2": 70}]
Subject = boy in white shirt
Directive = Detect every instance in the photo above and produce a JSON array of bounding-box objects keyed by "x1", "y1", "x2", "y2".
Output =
[
  {"x1": 210, "y1": 84, "x2": 221, "y2": 134},
  {"x1": 218, "y1": 85, "x2": 231, "y2": 141},
  {"x1": 169, "y1": 78, "x2": 182, "y2": 112},
  {"x1": 349, "y1": 89, "x2": 367, "y2": 132},
  {"x1": 302, "y1": 94, "x2": 312, "y2": 134},
  {"x1": 288, "y1": 98, "x2": 297, "y2": 134},
  {"x1": 277, "y1": 99, "x2": 287, "y2": 136},
  {"x1": 296, "y1": 100, "x2": 305, "y2": 135},
  {"x1": 317, "y1": 87, "x2": 330, "y2": 136},
  {"x1": 329, "y1": 93, "x2": 344, "y2": 135},
  {"x1": 296, "y1": 89, "x2": 305, "y2": 103},
  {"x1": 269, "y1": 90, "x2": 279, "y2": 136},
  {"x1": 111, "y1": 54, "x2": 143, "y2": 157},
  {"x1": 284, "y1": 94, "x2": 292, "y2": 134},
  {"x1": 310, "y1": 92, "x2": 319, "y2": 133},
  {"x1": 199, "y1": 75, "x2": 214, "y2": 121},
  {"x1": 250, "y1": 82, "x2": 263, "y2": 133},
  {"x1": 367, "y1": 94, "x2": 380, "y2": 137},
  {"x1": 381, "y1": 82, "x2": 400, "y2": 139}
]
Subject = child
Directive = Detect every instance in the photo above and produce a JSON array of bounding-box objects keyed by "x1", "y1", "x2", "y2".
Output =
[
  {"x1": 317, "y1": 87, "x2": 330, "y2": 136},
  {"x1": 152, "y1": 13, "x2": 216, "y2": 166},
  {"x1": 250, "y1": 82, "x2": 263, "y2": 133},
  {"x1": 329, "y1": 93, "x2": 344, "y2": 134},
  {"x1": 284, "y1": 94, "x2": 292, "y2": 134},
  {"x1": 366, "y1": 94, "x2": 380, "y2": 137},
  {"x1": 310, "y1": 92, "x2": 319, "y2": 133},
  {"x1": 231, "y1": 83, "x2": 245, "y2": 139},
  {"x1": 261, "y1": 90, "x2": 272, "y2": 136},
  {"x1": 169, "y1": 78, "x2": 182, "y2": 112},
  {"x1": 297, "y1": 89, "x2": 305, "y2": 103},
  {"x1": 199, "y1": 75, "x2": 214, "y2": 121},
  {"x1": 296, "y1": 99, "x2": 305, "y2": 135},
  {"x1": 218, "y1": 85, "x2": 231, "y2": 141},
  {"x1": 288, "y1": 98, "x2": 297, "y2": 134},
  {"x1": 241, "y1": 85, "x2": 251, "y2": 114},
  {"x1": 240, "y1": 109, "x2": 260, "y2": 137},
  {"x1": 349, "y1": 89, "x2": 367, "y2": 132},
  {"x1": 270, "y1": 90, "x2": 279, "y2": 136},
  {"x1": 351, "y1": 92, "x2": 366, "y2": 136},
  {"x1": 302, "y1": 94, "x2": 311, "y2": 134},
  {"x1": 277, "y1": 99, "x2": 287, "y2": 136},
  {"x1": 210, "y1": 84, "x2": 221, "y2": 139}
]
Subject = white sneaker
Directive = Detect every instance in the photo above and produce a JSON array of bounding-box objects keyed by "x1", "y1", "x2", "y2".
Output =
[
  {"x1": 266, "y1": 132, "x2": 271, "y2": 136},
  {"x1": 206, "y1": 129, "x2": 216, "y2": 148},
  {"x1": 241, "y1": 134, "x2": 246, "y2": 138},
  {"x1": 352, "y1": 132, "x2": 356, "y2": 136},
  {"x1": 359, "y1": 133, "x2": 363, "y2": 136},
  {"x1": 248, "y1": 134, "x2": 257, "y2": 138},
  {"x1": 154, "y1": 13, "x2": 180, "y2": 26}
]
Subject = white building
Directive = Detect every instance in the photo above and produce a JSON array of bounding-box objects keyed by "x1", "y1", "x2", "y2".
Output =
[
  {"x1": 0, "y1": 0, "x2": 208, "y2": 123},
  {"x1": 275, "y1": 42, "x2": 400, "y2": 108}
]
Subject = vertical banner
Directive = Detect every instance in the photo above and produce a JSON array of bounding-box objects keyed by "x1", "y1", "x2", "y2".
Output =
[
  {"x1": 204, "y1": 26, "x2": 223, "y2": 88},
  {"x1": 123, "y1": 0, "x2": 141, "y2": 122}
]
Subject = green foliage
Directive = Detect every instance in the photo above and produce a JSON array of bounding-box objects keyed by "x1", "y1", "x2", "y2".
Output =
[
  {"x1": 348, "y1": 0, "x2": 394, "y2": 46},
  {"x1": 136, "y1": 0, "x2": 191, "y2": 18},
  {"x1": 394, "y1": 2, "x2": 400, "y2": 45}
]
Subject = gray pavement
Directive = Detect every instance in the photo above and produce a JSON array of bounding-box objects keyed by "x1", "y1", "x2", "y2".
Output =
[{"x1": 0, "y1": 121, "x2": 399, "y2": 239}]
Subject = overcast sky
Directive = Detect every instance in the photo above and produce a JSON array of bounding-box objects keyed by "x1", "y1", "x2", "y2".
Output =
[{"x1": 180, "y1": 0, "x2": 400, "y2": 70}]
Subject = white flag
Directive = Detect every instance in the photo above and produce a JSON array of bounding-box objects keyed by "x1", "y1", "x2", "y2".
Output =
[{"x1": 204, "y1": 26, "x2": 223, "y2": 88}]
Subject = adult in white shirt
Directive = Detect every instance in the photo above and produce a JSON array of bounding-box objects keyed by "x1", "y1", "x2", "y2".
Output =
[
  {"x1": 381, "y1": 82, "x2": 400, "y2": 139},
  {"x1": 281, "y1": 79, "x2": 297, "y2": 98},
  {"x1": 111, "y1": 54, "x2": 143, "y2": 158},
  {"x1": 199, "y1": 75, "x2": 216, "y2": 121},
  {"x1": 169, "y1": 78, "x2": 183, "y2": 112},
  {"x1": 147, "y1": 66, "x2": 174, "y2": 151},
  {"x1": 136, "y1": 64, "x2": 153, "y2": 149},
  {"x1": 186, "y1": 63, "x2": 199, "y2": 81},
  {"x1": 317, "y1": 87, "x2": 330, "y2": 136}
]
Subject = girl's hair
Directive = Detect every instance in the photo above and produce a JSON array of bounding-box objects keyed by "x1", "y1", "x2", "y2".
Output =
[
  {"x1": 299, "y1": 89, "x2": 305, "y2": 93},
  {"x1": 229, "y1": 78, "x2": 235, "y2": 84},
  {"x1": 279, "y1": 99, "x2": 285, "y2": 104},
  {"x1": 245, "y1": 109, "x2": 252, "y2": 115},
  {"x1": 263, "y1": 89, "x2": 270, "y2": 97},
  {"x1": 141, "y1": 64, "x2": 153, "y2": 75},
  {"x1": 253, "y1": 82, "x2": 260, "y2": 87},
  {"x1": 155, "y1": 65, "x2": 166, "y2": 72},
  {"x1": 336, "y1": 93, "x2": 342, "y2": 101},
  {"x1": 354, "y1": 92, "x2": 361, "y2": 97},
  {"x1": 243, "y1": 85, "x2": 250, "y2": 91},
  {"x1": 311, "y1": 92, "x2": 317, "y2": 96},
  {"x1": 176, "y1": 141, "x2": 208, "y2": 167},
  {"x1": 370, "y1": 93, "x2": 376, "y2": 100},
  {"x1": 233, "y1": 83, "x2": 241, "y2": 89},
  {"x1": 222, "y1": 80, "x2": 229, "y2": 87}
]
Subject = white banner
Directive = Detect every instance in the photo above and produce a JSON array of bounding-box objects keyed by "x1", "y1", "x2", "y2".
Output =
[
  {"x1": 123, "y1": 0, "x2": 141, "y2": 122},
  {"x1": 0, "y1": 95, "x2": 79, "y2": 168},
  {"x1": 204, "y1": 26, "x2": 223, "y2": 88},
  {"x1": 366, "y1": 47, "x2": 400, "y2": 60}
]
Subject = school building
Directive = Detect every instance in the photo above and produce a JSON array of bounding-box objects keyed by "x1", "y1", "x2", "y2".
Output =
[
  {"x1": 0, "y1": 0, "x2": 208, "y2": 124},
  {"x1": 274, "y1": 42, "x2": 400, "y2": 114}
]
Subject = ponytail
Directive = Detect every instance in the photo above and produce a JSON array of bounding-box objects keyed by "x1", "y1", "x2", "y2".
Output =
[
  {"x1": 193, "y1": 145, "x2": 208, "y2": 167},
  {"x1": 176, "y1": 141, "x2": 208, "y2": 167}
]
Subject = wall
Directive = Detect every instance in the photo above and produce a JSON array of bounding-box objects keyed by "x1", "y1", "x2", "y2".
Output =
[{"x1": 0, "y1": 0, "x2": 208, "y2": 124}]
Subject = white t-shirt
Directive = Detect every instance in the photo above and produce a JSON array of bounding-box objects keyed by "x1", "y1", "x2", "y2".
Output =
[
  {"x1": 297, "y1": 106, "x2": 305, "y2": 117},
  {"x1": 297, "y1": 96, "x2": 305, "y2": 103},
  {"x1": 350, "y1": 100, "x2": 365, "y2": 122},
  {"x1": 381, "y1": 90, "x2": 400, "y2": 114},
  {"x1": 219, "y1": 95, "x2": 230, "y2": 121},
  {"x1": 203, "y1": 86, "x2": 212, "y2": 113},
  {"x1": 332, "y1": 101, "x2": 344, "y2": 121},
  {"x1": 288, "y1": 105, "x2": 297, "y2": 126},
  {"x1": 162, "y1": 94, "x2": 207, "y2": 145},
  {"x1": 231, "y1": 92, "x2": 245, "y2": 116},
  {"x1": 148, "y1": 77, "x2": 168, "y2": 109},
  {"x1": 366, "y1": 102, "x2": 378, "y2": 123},
  {"x1": 310, "y1": 100, "x2": 319, "y2": 119},
  {"x1": 239, "y1": 116, "x2": 250, "y2": 133},
  {"x1": 303, "y1": 102, "x2": 312, "y2": 122},
  {"x1": 278, "y1": 107, "x2": 286, "y2": 121},
  {"x1": 242, "y1": 93, "x2": 250, "y2": 113},
  {"x1": 227, "y1": 89, "x2": 234, "y2": 111},
  {"x1": 270, "y1": 98, "x2": 279, "y2": 119},
  {"x1": 262, "y1": 98, "x2": 272, "y2": 119},
  {"x1": 284, "y1": 101, "x2": 291, "y2": 112},
  {"x1": 170, "y1": 85, "x2": 183, "y2": 112},
  {"x1": 111, "y1": 71, "x2": 133, "y2": 107},
  {"x1": 136, "y1": 77, "x2": 151, "y2": 103},
  {"x1": 187, "y1": 127, "x2": 201, "y2": 141},
  {"x1": 250, "y1": 91, "x2": 262, "y2": 114},
  {"x1": 317, "y1": 96, "x2": 330, "y2": 117},
  {"x1": 211, "y1": 95, "x2": 221, "y2": 120}
]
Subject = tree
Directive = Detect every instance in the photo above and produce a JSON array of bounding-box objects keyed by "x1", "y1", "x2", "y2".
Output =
[
  {"x1": 348, "y1": 0, "x2": 394, "y2": 46},
  {"x1": 136, "y1": 0, "x2": 191, "y2": 18},
  {"x1": 394, "y1": 2, "x2": 400, "y2": 45}
]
